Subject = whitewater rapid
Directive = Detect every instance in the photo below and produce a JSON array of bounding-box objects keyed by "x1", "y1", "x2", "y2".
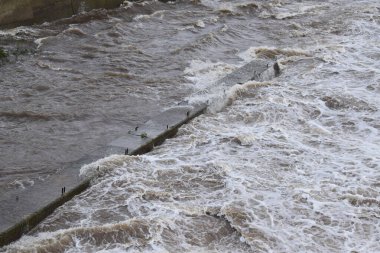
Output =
[{"x1": 1, "y1": 0, "x2": 380, "y2": 252}]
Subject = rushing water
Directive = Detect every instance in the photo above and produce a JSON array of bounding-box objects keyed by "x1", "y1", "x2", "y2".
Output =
[{"x1": 1, "y1": 0, "x2": 380, "y2": 252}]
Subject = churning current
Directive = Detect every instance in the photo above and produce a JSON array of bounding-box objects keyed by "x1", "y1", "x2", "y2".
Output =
[{"x1": 1, "y1": 0, "x2": 380, "y2": 252}]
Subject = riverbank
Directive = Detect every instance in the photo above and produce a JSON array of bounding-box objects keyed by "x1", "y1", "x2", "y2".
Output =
[{"x1": 0, "y1": 0, "x2": 125, "y2": 28}]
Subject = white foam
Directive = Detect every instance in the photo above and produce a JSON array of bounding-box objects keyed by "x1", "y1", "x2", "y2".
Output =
[
  {"x1": 184, "y1": 59, "x2": 237, "y2": 90},
  {"x1": 195, "y1": 20, "x2": 205, "y2": 28},
  {"x1": 34, "y1": 37, "x2": 50, "y2": 49},
  {"x1": 9, "y1": 178, "x2": 35, "y2": 190},
  {"x1": 4, "y1": 0, "x2": 380, "y2": 252},
  {"x1": 80, "y1": 154, "x2": 139, "y2": 178}
]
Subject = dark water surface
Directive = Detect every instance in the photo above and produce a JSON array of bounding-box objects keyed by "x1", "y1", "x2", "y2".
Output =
[
  {"x1": 1, "y1": 0, "x2": 226, "y2": 193},
  {"x1": 1, "y1": 0, "x2": 380, "y2": 252}
]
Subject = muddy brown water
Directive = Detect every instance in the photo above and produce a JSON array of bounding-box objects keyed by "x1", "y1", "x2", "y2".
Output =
[{"x1": 1, "y1": 0, "x2": 380, "y2": 252}]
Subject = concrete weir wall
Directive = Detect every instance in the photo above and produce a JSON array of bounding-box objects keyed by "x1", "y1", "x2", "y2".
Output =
[
  {"x1": 0, "y1": 60, "x2": 274, "y2": 247},
  {"x1": 0, "y1": 103, "x2": 207, "y2": 247},
  {"x1": 0, "y1": 0, "x2": 124, "y2": 27}
]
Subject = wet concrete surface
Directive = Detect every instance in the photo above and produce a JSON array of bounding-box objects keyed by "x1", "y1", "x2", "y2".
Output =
[{"x1": 218, "y1": 59, "x2": 271, "y2": 85}]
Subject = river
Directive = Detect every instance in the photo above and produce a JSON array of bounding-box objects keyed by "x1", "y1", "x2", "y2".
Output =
[{"x1": 1, "y1": 0, "x2": 380, "y2": 252}]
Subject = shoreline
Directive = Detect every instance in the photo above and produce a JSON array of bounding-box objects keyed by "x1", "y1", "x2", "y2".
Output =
[{"x1": 0, "y1": 0, "x2": 125, "y2": 28}]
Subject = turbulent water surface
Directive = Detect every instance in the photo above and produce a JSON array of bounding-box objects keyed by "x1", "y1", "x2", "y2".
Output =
[{"x1": 1, "y1": 0, "x2": 380, "y2": 252}]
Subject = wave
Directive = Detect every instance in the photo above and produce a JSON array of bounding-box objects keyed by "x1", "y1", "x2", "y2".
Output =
[
  {"x1": 5, "y1": 219, "x2": 155, "y2": 253},
  {"x1": 0, "y1": 110, "x2": 84, "y2": 121}
]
